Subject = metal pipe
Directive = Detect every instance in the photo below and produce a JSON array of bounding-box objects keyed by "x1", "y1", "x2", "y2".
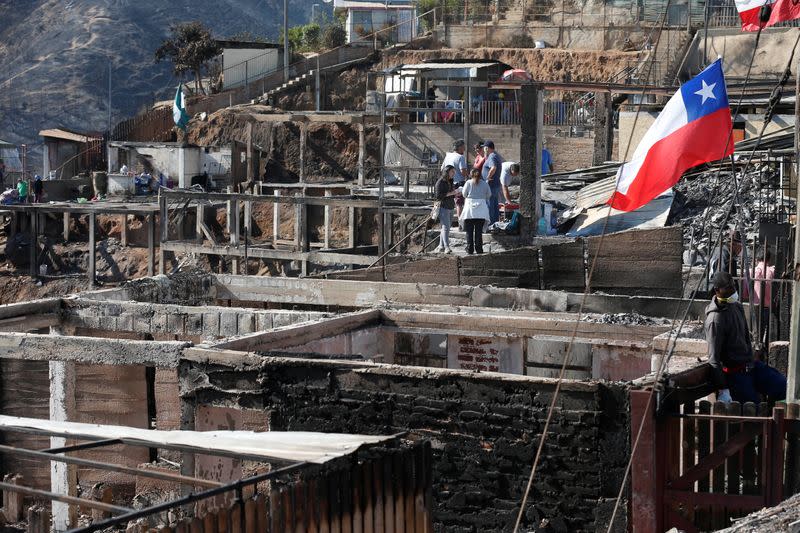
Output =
[
  {"x1": 42, "y1": 438, "x2": 121, "y2": 454},
  {"x1": 0, "y1": 481, "x2": 131, "y2": 514},
  {"x1": 68, "y1": 461, "x2": 308, "y2": 533},
  {"x1": 0, "y1": 444, "x2": 222, "y2": 489}
]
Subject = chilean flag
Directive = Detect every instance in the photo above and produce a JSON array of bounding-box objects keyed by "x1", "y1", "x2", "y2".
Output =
[
  {"x1": 609, "y1": 60, "x2": 733, "y2": 212},
  {"x1": 736, "y1": 0, "x2": 800, "y2": 31}
]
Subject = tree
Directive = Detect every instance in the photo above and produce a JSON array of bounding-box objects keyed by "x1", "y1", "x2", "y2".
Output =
[{"x1": 155, "y1": 22, "x2": 221, "y2": 95}]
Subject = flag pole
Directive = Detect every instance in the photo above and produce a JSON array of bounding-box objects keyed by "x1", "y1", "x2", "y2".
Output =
[{"x1": 788, "y1": 41, "x2": 800, "y2": 401}]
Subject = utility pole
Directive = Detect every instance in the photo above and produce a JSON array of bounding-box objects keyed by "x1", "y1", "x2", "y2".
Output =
[
  {"x1": 284, "y1": 0, "x2": 290, "y2": 82},
  {"x1": 788, "y1": 53, "x2": 800, "y2": 401},
  {"x1": 703, "y1": 0, "x2": 709, "y2": 67}
]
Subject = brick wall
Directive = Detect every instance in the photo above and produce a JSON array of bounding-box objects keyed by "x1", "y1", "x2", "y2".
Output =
[{"x1": 182, "y1": 359, "x2": 630, "y2": 532}]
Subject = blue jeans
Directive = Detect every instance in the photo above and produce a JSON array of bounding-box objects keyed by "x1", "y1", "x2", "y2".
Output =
[
  {"x1": 439, "y1": 207, "x2": 452, "y2": 249},
  {"x1": 488, "y1": 187, "x2": 500, "y2": 224},
  {"x1": 726, "y1": 361, "x2": 786, "y2": 403}
]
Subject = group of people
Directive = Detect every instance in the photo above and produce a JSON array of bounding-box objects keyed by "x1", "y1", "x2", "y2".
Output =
[
  {"x1": 704, "y1": 231, "x2": 786, "y2": 404},
  {"x1": 433, "y1": 138, "x2": 553, "y2": 255}
]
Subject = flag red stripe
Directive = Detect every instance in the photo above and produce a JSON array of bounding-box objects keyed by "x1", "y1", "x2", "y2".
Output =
[
  {"x1": 609, "y1": 108, "x2": 733, "y2": 212},
  {"x1": 739, "y1": 0, "x2": 800, "y2": 31}
]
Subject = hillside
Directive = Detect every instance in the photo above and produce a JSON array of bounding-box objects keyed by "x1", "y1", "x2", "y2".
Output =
[{"x1": 0, "y1": 0, "x2": 324, "y2": 164}]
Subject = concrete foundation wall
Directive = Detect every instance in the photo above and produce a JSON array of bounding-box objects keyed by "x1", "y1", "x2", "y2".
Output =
[{"x1": 182, "y1": 358, "x2": 630, "y2": 531}]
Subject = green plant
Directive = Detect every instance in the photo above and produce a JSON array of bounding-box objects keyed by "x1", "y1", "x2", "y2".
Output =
[
  {"x1": 303, "y1": 23, "x2": 321, "y2": 49},
  {"x1": 155, "y1": 21, "x2": 221, "y2": 95}
]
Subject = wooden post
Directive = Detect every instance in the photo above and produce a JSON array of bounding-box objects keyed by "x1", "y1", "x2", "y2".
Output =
[
  {"x1": 246, "y1": 122, "x2": 254, "y2": 190},
  {"x1": 357, "y1": 122, "x2": 366, "y2": 187},
  {"x1": 324, "y1": 190, "x2": 332, "y2": 249},
  {"x1": 273, "y1": 190, "x2": 280, "y2": 244},
  {"x1": 593, "y1": 92, "x2": 614, "y2": 165},
  {"x1": 294, "y1": 193, "x2": 302, "y2": 251},
  {"x1": 29, "y1": 211, "x2": 37, "y2": 276},
  {"x1": 231, "y1": 199, "x2": 240, "y2": 274},
  {"x1": 519, "y1": 83, "x2": 543, "y2": 240},
  {"x1": 195, "y1": 204, "x2": 204, "y2": 244},
  {"x1": 120, "y1": 214, "x2": 128, "y2": 247},
  {"x1": 628, "y1": 390, "x2": 661, "y2": 533},
  {"x1": 158, "y1": 195, "x2": 167, "y2": 275},
  {"x1": 245, "y1": 200, "x2": 253, "y2": 239},
  {"x1": 88, "y1": 211, "x2": 96, "y2": 287},
  {"x1": 299, "y1": 122, "x2": 307, "y2": 184},
  {"x1": 3, "y1": 474, "x2": 24, "y2": 522},
  {"x1": 348, "y1": 206, "x2": 357, "y2": 249},
  {"x1": 62, "y1": 212, "x2": 69, "y2": 242},
  {"x1": 147, "y1": 213, "x2": 155, "y2": 277}
]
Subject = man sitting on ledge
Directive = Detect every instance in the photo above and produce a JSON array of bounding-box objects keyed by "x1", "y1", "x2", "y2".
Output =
[{"x1": 705, "y1": 271, "x2": 786, "y2": 403}]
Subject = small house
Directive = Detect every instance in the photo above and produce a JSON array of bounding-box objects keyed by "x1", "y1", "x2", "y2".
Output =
[
  {"x1": 334, "y1": 0, "x2": 417, "y2": 44},
  {"x1": 217, "y1": 40, "x2": 284, "y2": 90},
  {"x1": 40, "y1": 128, "x2": 104, "y2": 179}
]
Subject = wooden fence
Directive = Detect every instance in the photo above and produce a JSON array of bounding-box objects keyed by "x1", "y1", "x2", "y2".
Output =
[
  {"x1": 111, "y1": 106, "x2": 175, "y2": 143},
  {"x1": 632, "y1": 372, "x2": 800, "y2": 533}
]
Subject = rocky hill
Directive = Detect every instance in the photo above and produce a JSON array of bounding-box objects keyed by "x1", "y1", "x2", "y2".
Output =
[{"x1": 0, "y1": 0, "x2": 324, "y2": 165}]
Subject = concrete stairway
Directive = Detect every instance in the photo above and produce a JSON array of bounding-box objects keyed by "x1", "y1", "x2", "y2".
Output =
[{"x1": 260, "y1": 71, "x2": 313, "y2": 103}]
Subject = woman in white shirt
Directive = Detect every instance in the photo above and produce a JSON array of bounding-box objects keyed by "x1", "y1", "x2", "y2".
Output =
[{"x1": 459, "y1": 169, "x2": 491, "y2": 254}]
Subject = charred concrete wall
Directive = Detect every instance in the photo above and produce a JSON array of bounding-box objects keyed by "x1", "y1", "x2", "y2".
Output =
[{"x1": 181, "y1": 358, "x2": 630, "y2": 532}]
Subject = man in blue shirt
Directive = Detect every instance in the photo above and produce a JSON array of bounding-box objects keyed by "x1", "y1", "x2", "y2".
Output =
[{"x1": 481, "y1": 140, "x2": 503, "y2": 223}]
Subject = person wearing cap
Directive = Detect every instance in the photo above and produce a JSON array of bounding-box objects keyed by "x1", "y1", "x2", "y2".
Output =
[
  {"x1": 481, "y1": 140, "x2": 503, "y2": 224},
  {"x1": 705, "y1": 271, "x2": 786, "y2": 404},
  {"x1": 441, "y1": 140, "x2": 469, "y2": 217}
]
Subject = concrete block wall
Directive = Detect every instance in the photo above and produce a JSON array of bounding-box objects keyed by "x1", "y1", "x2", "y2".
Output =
[
  {"x1": 183, "y1": 359, "x2": 630, "y2": 532},
  {"x1": 63, "y1": 301, "x2": 326, "y2": 340}
]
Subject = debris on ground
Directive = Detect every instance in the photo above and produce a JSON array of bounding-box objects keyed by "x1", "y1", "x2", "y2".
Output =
[{"x1": 585, "y1": 312, "x2": 671, "y2": 326}]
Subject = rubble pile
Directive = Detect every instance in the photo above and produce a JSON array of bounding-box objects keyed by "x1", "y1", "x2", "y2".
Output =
[{"x1": 669, "y1": 159, "x2": 792, "y2": 265}]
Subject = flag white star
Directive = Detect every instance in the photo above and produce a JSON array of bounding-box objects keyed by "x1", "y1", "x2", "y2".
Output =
[{"x1": 694, "y1": 80, "x2": 717, "y2": 105}]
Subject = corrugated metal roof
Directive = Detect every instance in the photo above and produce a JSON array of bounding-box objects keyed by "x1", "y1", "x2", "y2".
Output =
[{"x1": 0, "y1": 415, "x2": 394, "y2": 464}]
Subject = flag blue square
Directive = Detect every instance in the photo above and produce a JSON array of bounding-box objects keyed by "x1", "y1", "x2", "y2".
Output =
[{"x1": 680, "y1": 59, "x2": 729, "y2": 123}]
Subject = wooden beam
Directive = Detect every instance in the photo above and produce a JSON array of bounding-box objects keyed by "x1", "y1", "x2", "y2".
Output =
[
  {"x1": 62, "y1": 213, "x2": 69, "y2": 242},
  {"x1": 161, "y1": 190, "x2": 390, "y2": 209},
  {"x1": 161, "y1": 241, "x2": 379, "y2": 266}
]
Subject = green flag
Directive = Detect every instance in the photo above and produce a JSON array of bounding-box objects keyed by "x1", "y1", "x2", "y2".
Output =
[{"x1": 172, "y1": 86, "x2": 190, "y2": 131}]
